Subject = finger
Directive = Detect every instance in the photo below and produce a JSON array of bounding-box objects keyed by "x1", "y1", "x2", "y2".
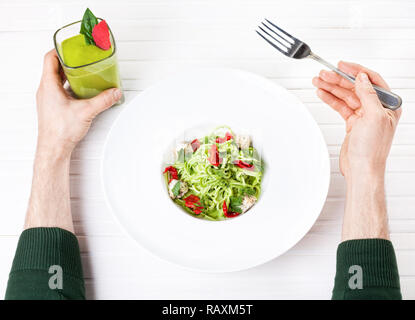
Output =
[
  {"x1": 354, "y1": 72, "x2": 383, "y2": 113},
  {"x1": 82, "y1": 88, "x2": 122, "y2": 118},
  {"x1": 41, "y1": 49, "x2": 63, "y2": 84},
  {"x1": 316, "y1": 88, "x2": 354, "y2": 120},
  {"x1": 312, "y1": 76, "x2": 361, "y2": 109},
  {"x1": 319, "y1": 70, "x2": 354, "y2": 90},
  {"x1": 394, "y1": 106, "x2": 402, "y2": 120},
  {"x1": 59, "y1": 64, "x2": 67, "y2": 85},
  {"x1": 338, "y1": 61, "x2": 390, "y2": 90}
]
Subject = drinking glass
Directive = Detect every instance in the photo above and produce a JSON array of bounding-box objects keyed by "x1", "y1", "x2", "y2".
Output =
[{"x1": 54, "y1": 20, "x2": 122, "y2": 100}]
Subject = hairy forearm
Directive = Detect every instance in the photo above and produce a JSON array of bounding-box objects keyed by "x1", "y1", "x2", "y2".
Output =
[
  {"x1": 342, "y1": 169, "x2": 389, "y2": 241},
  {"x1": 24, "y1": 146, "x2": 74, "y2": 233}
]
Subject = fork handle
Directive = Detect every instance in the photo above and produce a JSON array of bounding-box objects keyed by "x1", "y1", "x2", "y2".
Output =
[
  {"x1": 333, "y1": 68, "x2": 402, "y2": 111},
  {"x1": 309, "y1": 53, "x2": 402, "y2": 111}
]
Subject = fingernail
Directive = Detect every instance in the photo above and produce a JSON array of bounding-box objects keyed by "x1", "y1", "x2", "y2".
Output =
[
  {"x1": 359, "y1": 73, "x2": 370, "y2": 83},
  {"x1": 320, "y1": 70, "x2": 328, "y2": 77},
  {"x1": 113, "y1": 88, "x2": 122, "y2": 100}
]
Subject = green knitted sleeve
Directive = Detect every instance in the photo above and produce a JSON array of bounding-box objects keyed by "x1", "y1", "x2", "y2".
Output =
[
  {"x1": 5, "y1": 227, "x2": 85, "y2": 300},
  {"x1": 332, "y1": 239, "x2": 402, "y2": 300}
]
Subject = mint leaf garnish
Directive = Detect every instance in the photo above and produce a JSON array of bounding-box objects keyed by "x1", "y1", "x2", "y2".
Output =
[{"x1": 80, "y1": 8, "x2": 98, "y2": 45}]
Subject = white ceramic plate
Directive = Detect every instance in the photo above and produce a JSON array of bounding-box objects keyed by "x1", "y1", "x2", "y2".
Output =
[{"x1": 102, "y1": 68, "x2": 330, "y2": 272}]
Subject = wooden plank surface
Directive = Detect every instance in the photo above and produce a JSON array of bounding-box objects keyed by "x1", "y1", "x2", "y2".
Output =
[{"x1": 0, "y1": 0, "x2": 414, "y2": 299}]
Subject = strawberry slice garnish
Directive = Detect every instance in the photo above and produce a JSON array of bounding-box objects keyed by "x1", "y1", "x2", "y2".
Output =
[{"x1": 92, "y1": 20, "x2": 111, "y2": 50}]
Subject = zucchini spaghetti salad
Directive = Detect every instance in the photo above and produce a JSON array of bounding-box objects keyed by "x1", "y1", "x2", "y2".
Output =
[{"x1": 163, "y1": 126, "x2": 264, "y2": 221}]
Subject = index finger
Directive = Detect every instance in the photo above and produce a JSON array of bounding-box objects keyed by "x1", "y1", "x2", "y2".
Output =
[
  {"x1": 338, "y1": 61, "x2": 390, "y2": 90},
  {"x1": 319, "y1": 70, "x2": 355, "y2": 90}
]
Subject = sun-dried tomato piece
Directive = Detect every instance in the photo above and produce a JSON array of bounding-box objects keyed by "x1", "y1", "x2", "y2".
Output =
[
  {"x1": 234, "y1": 160, "x2": 254, "y2": 169},
  {"x1": 223, "y1": 200, "x2": 240, "y2": 218},
  {"x1": 223, "y1": 201, "x2": 228, "y2": 215},
  {"x1": 191, "y1": 139, "x2": 201, "y2": 152},
  {"x1": 208, "y1": 144, "x2": 220, "y2": 166},
  {"x1": 215, "y1": 132, "x2": 233, "y2": 143},
  {"x1": 184, "y1": 195, "x2": 204, "y2": 215},
  {"x1": 184, "y1": 195, "x2": 200, "y2": 203},
  {"x1": 163, "y1": 166, "x2": 179, "y2": 181},
  {"x1": 224, "y1": 211, "x2": 241, "y2": 218}
]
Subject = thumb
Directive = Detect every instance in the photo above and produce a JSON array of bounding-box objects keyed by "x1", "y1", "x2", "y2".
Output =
[
  {"x1": 354, "y1": 72, "x2": 382, "y2": 113},
  {"x1": 85, "y1": 88, "x2": 122, "y2": 117}
]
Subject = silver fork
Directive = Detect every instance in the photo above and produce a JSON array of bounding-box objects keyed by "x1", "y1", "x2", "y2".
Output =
[{"x1": 256, "y1": 19, "x2": 402, "y2": 110}]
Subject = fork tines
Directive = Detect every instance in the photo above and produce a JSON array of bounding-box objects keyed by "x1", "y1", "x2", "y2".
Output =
[{"x1": 256, "y1": 19, "x2": 299, "y2": 57}]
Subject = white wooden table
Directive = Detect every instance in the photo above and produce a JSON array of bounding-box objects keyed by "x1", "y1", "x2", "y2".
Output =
[{"x1": 1, "y1": 0, "x2": 414, "y2": 299}]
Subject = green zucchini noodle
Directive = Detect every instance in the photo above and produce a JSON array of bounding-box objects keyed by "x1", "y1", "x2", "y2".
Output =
[{"x1": 164, "y1": 126, "x2": 264, "y2": 221}]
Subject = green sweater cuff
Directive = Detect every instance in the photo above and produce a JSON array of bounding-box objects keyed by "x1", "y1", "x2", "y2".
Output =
[
  {"x1": 332, "y1": 239, "x2": 401, "y2": 300},
  {"x1": 10, "y1": 227, "x2": 83, "y2": 281}
]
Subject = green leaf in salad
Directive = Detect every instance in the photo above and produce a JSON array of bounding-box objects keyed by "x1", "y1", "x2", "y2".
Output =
[
  {"x1": 172, "y1": 181, "x2": 181, "y2": 197},
  {"x1": 229, "y1": 196, "x2": 243, "y2": 213},
  {"x1": 242, "y1": 187, "x2": 256, "y2": 196},
  {"x1": 80, "y1": 8, "x2": 98, "y2": 45}
]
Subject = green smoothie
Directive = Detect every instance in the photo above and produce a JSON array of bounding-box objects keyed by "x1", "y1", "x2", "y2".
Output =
[{"x1": 59, "y1": 34, "x2": 121, "y2": 99}]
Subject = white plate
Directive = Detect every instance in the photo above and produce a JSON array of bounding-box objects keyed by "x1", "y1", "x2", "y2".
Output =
[{"x1": 102, "y1": 68, "x2": 330, "y2": 272}]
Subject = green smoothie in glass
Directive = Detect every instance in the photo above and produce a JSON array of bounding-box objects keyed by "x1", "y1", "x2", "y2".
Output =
[{"x1": 54, "y1": 8, "x2": 122, "y2": 100}]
